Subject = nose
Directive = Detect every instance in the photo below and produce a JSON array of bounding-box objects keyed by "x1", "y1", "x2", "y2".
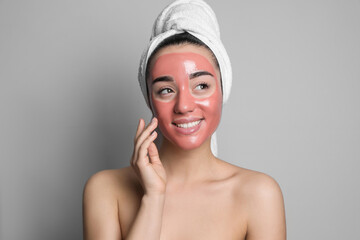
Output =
[{"x1": 174, "y1": 89, "x2": 195, "y2": 114}]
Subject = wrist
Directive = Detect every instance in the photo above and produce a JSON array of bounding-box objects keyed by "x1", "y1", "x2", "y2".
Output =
[
  {"x1": 142, "y1": 193, "x2": 166, "y2": 207},
  {"x1": 143, "y1": 192, "x2": 165, "y2": 200}
]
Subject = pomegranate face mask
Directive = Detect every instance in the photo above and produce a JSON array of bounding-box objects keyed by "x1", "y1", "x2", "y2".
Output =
[{"x1": 149, "y1": 52, "x2": 222, "y2": 150}]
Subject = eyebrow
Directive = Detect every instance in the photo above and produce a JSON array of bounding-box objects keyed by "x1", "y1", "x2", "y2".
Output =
[
  {"x1": 189, "y1": 71, "x2": 214, "y2": 79},
  {"x1": 152, "y1": 71, "x2": 214, "y2": 85},
  {"x1": 152, "y1": 76, "x2": 174, "y2": 85}
]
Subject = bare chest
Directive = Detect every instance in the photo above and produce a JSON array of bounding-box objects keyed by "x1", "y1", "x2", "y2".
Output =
[
  {"x1": 119, "y1": 185, "x2": 247, "y2": 240},
  {"x1": 160, "y1": 191, "x2": 246, "y2": 240}
]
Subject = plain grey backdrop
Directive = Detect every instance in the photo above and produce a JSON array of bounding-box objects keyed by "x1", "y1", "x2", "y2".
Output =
[{"x1": 1, "y1": 0, "x2": 359, "y2": 239}]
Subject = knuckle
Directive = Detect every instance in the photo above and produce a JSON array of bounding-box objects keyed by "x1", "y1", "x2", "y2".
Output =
[
  {"x1": 139, "y1": 144, "x2": 147, "y2": 152},
  {"x1": 135, "y1": 142, "x2": 141, "y2": 150}
]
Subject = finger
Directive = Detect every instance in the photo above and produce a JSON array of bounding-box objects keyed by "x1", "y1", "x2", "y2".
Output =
[
  {"x1": 137, "y1": 131, "x2": 158, "y2": 166},
  {"x1": 132, "y1": 118, "x2": 147, "y2": 162},
  {"x1": 131, "y1": 119, "x2": 145, "y2": 164},
  {"x1": 131, "y1": 126, "x2": 157, "y2": 165},
  {"x1": 135, "y1": 117, "x2": 158, "y2": 150},
  {"x1": 133, "y1": 118, "x2": 158, "y2": 166},
  {"x1": 148, "y1": 142, "x2": 161, "y2": 164},
  {"x1": 134, "y1": 118, "x2": 145, "y2": 142}
]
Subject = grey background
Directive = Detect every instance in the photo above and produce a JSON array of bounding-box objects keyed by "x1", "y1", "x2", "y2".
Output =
[{"x1": 1, "y1": 0, "x2": 359, "y2": 239}]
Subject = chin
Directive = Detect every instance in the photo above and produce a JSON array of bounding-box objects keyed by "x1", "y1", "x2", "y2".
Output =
[
  {"x1": 166, "y1": 133, "x2": 210, "y2": 151},
  {"x1": 176, "y1": 141, "x2": 203, "y2": 151}
]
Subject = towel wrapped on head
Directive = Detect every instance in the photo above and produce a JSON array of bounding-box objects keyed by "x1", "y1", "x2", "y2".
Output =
[{"x1": 138, "y1": 0, "x2": 232, "y2": 156}]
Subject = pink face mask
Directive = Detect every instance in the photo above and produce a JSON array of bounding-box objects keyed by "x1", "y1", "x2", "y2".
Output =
[{"x1": 148, "y1": 52, "x2": 222, "y2": 150}]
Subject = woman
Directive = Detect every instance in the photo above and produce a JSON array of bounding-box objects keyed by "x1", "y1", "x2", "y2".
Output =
[{"x1": 83, "y1": 0, "x2": 286, "y2": 239}]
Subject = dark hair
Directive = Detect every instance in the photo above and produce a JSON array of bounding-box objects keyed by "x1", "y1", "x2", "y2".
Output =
[{"x1": 145, "y1": 32, "x2": 220, "y2": 82}]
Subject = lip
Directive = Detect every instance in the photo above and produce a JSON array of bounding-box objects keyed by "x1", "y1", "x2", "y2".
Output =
[
  {"x1": 172, "y1": 117, "x2": 204, "y2": 125},
  {"x1": 172, "y1": 118, "x2": 203, "y2": 135}
]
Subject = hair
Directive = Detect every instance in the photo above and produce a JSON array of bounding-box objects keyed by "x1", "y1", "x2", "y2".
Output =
[{"x1": 145, "y1": 32, "x2": 221, "y2": 83}]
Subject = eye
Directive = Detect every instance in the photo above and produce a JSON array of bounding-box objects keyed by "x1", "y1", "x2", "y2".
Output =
[
  {"x1": 158, "y1": 88, "x2": 174, "y2": 95},
  {"x1": 194, "y1": 83, "x2": 209, "y2": 90}
]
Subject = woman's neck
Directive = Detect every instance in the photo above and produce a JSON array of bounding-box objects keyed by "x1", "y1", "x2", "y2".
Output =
[{"x1": 158, "y1": 137, "x2": 220, "y2": 188}]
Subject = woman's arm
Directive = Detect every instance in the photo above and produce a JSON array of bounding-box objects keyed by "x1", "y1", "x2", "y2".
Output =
[
  {"x1": 82, "y1": 171, "x2": 166, "y2": 240},
  {"x1": 126, "y1": 118, "x2": 167, "y2": 240},
  {"x1": 125, "y1": 194, "x2": 165, "y2": 240},
  {"x1": 245, "y1": 173, "x2": 286, "y2": 240},
  {"x1": 83, "y1": 171, "x2": 122, "y2": 240},
  {"x1": 83, "y1": 118, "x2": 166, "y2": 240}
]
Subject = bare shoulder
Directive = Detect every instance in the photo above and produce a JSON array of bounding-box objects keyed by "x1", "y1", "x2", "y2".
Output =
[
  {"x1": 216, "y1": 160, "x2": 282, "y2": 194},
  {"x1": 227, "y1": 165, "x2": 286, "y2": 239},
  {"x1": 83, "y1": 167, "x2": 139, "y2": 240},
  {"x1": 234, "y1": 167, "x2": 283, "y2": 200},
  {"x1": 84, "y1": 169, "x2": 120, "y2": 195},
  {"x1": 84, "y1": 167, "x2": 138, "y2": 197}
]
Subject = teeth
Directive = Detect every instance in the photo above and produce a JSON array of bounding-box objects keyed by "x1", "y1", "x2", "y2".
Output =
[{"x1": 176, "y1": 120, "x2": 201, "y2": 129}]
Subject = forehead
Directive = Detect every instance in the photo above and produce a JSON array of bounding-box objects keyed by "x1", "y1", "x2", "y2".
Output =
[
  {"x1": 152, "y1": 52, "x2": 216, "y2": 76},
  {"x1": 148, "y1": 44, "x2": 219, "y2": 78}
]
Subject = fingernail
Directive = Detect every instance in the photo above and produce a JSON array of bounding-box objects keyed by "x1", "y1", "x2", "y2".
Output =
[{"x1": 152, "y1": 117, "x2": 157, "y2": 123}]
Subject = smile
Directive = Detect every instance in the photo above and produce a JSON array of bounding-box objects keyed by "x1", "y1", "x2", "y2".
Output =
[
  {"x1": 175, "y1": 120, "x2": 201, "y2": 129},
  {"x1": 171, "y1": 118, "x2": 204, "y2": 135}
]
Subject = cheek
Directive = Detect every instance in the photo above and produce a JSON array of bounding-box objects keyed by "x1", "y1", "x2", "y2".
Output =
[
  {"x1": 151, "y1": 97, "x2": 174, "y2": 121},
  {"x1": 151, "y1": 99, "x2": 176, "y2": 138},
  {"x1": 195, "y1": 88, "x2": 222, "y2": 134},
  {"x1": 196, "y1": 88, "x2": 222, "y2": 116}
]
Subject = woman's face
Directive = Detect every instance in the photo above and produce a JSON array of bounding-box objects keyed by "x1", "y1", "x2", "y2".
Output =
[{"x1": 147, "y1": 44, "x2": 222, "y2": 150}]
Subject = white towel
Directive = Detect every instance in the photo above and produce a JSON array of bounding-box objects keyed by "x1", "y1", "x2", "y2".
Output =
[{"x1": 138, "y1": 0, "x2": 232, "y2": 156}]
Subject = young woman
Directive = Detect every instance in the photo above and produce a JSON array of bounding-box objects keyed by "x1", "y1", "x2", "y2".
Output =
[{"x1": 83, "y1": 1, "x2": 286, "y2": 239}]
